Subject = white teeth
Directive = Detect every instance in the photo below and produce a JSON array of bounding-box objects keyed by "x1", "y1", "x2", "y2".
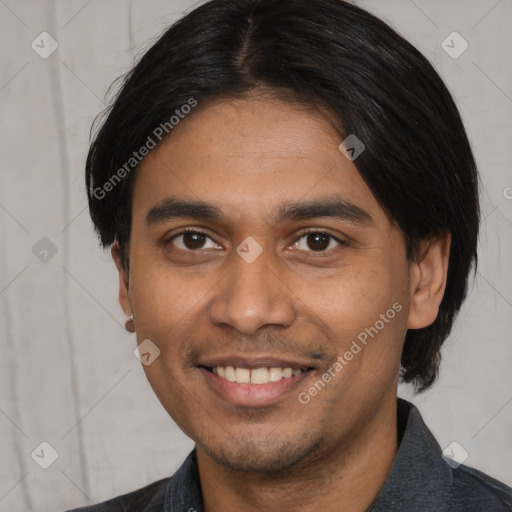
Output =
[
  {"x1": 251, "y1": 367, "x2": 269, "y2": 384},
  {"x1": 224, "y1": 366, "x2": 236, "y2": 382},
  {"x1": 269, "y1": 367, "x2": 284, "y2": 381},
  {"x1": 211, "y1": 365, "x2": 305, "y2": 384},
  {"x1": 282, "y1": 368, "x2": 293, "y2": 378},
  {"x1": 235, "y1": 367, "x2": 251, "y2": 383}
]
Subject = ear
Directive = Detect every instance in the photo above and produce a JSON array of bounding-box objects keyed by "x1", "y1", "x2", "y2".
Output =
[
  {"x1": 111, "y1": 241, "x2": 131, "y2": 317},
  {"x1": 407, "y1": 231, "x2": 451, "y2": 329}
]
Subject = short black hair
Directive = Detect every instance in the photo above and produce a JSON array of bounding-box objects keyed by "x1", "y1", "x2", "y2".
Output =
[{"x1": 86, "y1": 0, "x2": 480, "y2": 392}]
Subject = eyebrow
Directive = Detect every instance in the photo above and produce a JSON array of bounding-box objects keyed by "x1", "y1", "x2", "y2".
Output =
[{"x1": 145, "y1": 195, "x2": 374, "y2": 227}]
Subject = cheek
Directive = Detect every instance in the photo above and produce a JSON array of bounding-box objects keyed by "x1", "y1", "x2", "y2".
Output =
[
  {"x1": 305, "y1": 255, "x2": 408, "y2": 384},
  {"x1": 129, "y1": 256, "x2": 203, "y2": 338},
  {"x1": 305, "y1": 260, "x2": 402, "y2": 333}
]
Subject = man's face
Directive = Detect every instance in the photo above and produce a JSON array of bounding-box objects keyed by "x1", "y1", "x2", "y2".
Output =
[{"x1": 119, "y1": 96, "x2": 414, "y2": 472}]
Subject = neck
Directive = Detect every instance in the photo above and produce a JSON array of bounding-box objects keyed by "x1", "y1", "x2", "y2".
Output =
[{"x1": 196, "y1": 395, "x2": 399, "y2": 512}]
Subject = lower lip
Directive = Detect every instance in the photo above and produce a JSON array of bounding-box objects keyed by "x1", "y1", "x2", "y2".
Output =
[{"x1": 198, "y1": 367, "x2": 313, "y2": 407}]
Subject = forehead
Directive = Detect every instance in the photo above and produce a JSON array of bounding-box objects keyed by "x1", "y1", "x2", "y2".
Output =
[{"x1": 133, "y1": 96, "x2": 385, "y2": 227}]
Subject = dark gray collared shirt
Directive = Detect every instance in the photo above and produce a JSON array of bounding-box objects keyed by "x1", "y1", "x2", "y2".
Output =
[{"x1": 67, "y1": 398, "x2": 512, "y2": 511}]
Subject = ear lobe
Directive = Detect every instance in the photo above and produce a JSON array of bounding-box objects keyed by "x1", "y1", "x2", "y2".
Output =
[
  {"x1": 407, "y1": 232, "x2": 451, "y2": 330},
  {"x1": 111, "y1": 242, "x2": 131, "y2": 317}
]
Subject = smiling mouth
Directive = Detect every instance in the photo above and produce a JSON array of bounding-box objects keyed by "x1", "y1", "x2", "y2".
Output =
[{"x1": 201, "y1": 365, "x2": 314, "y2": 385}]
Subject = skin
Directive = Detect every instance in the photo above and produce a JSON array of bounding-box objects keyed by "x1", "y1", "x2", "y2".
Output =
[{"x1": 112, "y1": 95, "x2": 451, "y2": 512}]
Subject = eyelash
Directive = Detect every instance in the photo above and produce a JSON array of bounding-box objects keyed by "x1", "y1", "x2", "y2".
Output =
[{"x1": 165, "y1": 227, "x2": 346, "y2": 254}]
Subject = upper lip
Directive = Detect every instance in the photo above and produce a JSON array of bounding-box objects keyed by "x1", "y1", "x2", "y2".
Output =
[{"x1": 197, "y1": 355, "x2": 316, "y2": 371}]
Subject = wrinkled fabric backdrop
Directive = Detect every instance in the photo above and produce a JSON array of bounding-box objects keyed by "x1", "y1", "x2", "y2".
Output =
[{"x1": 0, "y1": 1, "x2": 511, "y2": 511}]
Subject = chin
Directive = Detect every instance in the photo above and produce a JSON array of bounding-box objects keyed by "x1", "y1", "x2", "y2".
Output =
[{"x1": 199, "y1": 433, "x2": 325, "y2": 474}]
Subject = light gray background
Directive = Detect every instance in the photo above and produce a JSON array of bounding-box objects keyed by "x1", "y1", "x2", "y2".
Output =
[{"x1": 0, "y1": 1, "x2": 511, "y2": 510}]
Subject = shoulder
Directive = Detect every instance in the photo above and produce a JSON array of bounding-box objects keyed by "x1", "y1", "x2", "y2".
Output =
[
  {"x1": 65, "y1": 449, "x2": 202, "y2": 512},
  {"x1": 64, "y1": 476, "x2": 171, "y2": 512},
  {"x1": 386, "y1": 399, "x2": 512, "y2": 511},
  {"x1": 449, "y1": 463, "x2": 512, "y2": 511}
]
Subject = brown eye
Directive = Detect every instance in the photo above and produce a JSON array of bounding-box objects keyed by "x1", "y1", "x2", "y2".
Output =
[
  {"x1": 168, "y1": 230, "x2": 219, "y2": 251},
  {"x1": 182, "y1": 232, "x2": 207, "y2": 249},
  {"x1": 306, "y1": 233, "x2": 330, "y2": 251},
  {"x1": 294, "y1": 231, "x2": 344, "y2": 253}
]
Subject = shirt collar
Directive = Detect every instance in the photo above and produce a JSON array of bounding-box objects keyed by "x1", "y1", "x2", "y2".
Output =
[
  {"x1": 367, "y1": 398, "x2": 453, "y2": 511},
  {"x1": 164, "y1": 398, "x2": 452, "y2": 512},
  {"x1": 164, "y1": 448, "x2": 204, "y2": 512}
]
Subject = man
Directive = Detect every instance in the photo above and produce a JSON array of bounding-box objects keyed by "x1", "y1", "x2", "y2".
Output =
[{"x1": 69, "y1": 0, "x2": 512, "y2": 510}]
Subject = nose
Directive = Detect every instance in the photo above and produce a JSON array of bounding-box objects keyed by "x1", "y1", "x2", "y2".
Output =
[{"x1": 207, "y1": 242, "x2": 297, "y2": 335}]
